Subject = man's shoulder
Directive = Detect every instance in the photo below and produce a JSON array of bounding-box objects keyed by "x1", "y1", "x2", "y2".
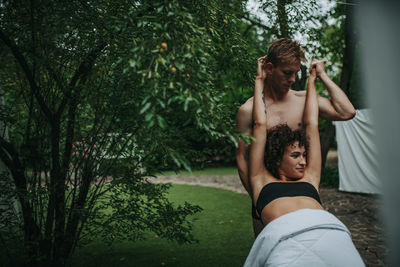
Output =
[
  {"x1": 291, "y1": 90, "x2": 306, "y2": 98},
  {"x1": 236, "y1": 97, "x2": 254, "y2": 127},
  {"x1": 287, "y1": 90, "x2": 307, "y2": 106},
  {"x1": 238, "y1": 96, "x2": 254, "y2": 114},
  {"x1": 291, "y1": 89, "x2": 328, "y2": 103}
]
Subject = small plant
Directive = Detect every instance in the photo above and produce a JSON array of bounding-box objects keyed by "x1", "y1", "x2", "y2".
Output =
[
  {"x1": 72, "y1": 138, "x2": 97, "y2": 160},
  {"x1": 321, "y1": 167, "x2": 339, "y2": 188}
]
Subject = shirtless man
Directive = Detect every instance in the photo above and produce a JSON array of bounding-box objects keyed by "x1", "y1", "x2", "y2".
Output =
[{"x1": 236, "y1": 38, "x2": 356, "y2": 237}]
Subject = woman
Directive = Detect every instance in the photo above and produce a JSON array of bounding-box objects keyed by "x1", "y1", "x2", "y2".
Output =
[{"x1": 244, "y1": 57, "x2": 364, "y2": 266}]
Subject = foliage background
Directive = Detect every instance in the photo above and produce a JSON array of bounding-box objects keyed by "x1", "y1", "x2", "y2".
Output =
[{"x1": 0, "y1": 0, "x2": 359, "y2": 265}]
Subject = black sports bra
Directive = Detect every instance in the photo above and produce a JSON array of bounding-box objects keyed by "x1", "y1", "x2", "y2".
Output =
[{"x1": 256, "y1": 182, "x2": 321, "y2": 215}]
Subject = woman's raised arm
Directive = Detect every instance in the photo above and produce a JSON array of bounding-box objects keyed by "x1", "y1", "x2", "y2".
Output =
[
  {"x1": 249, "y1": 57, "x2": 269, "y2": 197},
  {"x1": 303, "y1": 67, "x2": 322, "y2": 186}
]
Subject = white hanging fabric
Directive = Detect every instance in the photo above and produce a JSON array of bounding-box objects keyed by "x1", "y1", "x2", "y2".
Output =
[{"x1": 334, "y1": 109, "x2": 381, "y2": 194}]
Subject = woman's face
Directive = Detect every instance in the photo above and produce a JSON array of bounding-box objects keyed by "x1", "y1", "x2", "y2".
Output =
[{"x1": 278, "y1": 141, "x2": 306, "y2": 180}]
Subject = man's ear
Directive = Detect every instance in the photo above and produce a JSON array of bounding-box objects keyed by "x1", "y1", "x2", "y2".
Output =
[{"x1": 265, "y1": 62, "x2": 274, "y2": 75}]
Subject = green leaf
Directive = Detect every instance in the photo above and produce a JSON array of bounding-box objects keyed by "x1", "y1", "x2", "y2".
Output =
[
  {"x1": 142, "y1": 96, "x2": 150, "y2": 105},
  {"x1": 140, "y1": 102, "x2": 151, "y2": 114},
  {"x1": 154, "y1": 23, "x2": 163, "y2": 29},
  {"x1": 169, "y1": 153, "x2": 181, "y2": 168},
  {"x1": 228, "y1": 134, "x2": 238, "y2": 147},
  {"x1": 145, "y1": 113, "x2": 153, "y2": 121},
  {"x1": 157, "y1": 115, "x2": 166, "y2": 128},
  {"x1": 181, "y1": 158, "x2": 192, "y2": 173},
  {"x1": 155, "y1": 61, "x2": 159, "y2": 73},
  {"x1": 184, "y1": 98, "x2": 190, "y2": 111},
  {"x1": 175, "y1": 62, "x2": 185, "y2": 70},
  {"x1": 148, "y1": 120, "x2": 155, "y2": 128},
  {"x1": 167, "y1": 96, "x2": 180, "y2": 105},
  {"x1": 157, "y1": 99, "x2": 166, "y2": 108},
  {"x1": 129, "y1": 60, "x2": 136, "y2": 67}
]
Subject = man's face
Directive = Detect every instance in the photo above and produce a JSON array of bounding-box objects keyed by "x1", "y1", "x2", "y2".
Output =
[{"x1": 270, "y1": 60, "x2": 301, "y2": 92}]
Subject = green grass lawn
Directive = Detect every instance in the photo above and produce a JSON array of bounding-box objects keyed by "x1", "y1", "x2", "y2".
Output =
[{"x1": 72, "y1": 184, "x2": 254, "y2": 267}]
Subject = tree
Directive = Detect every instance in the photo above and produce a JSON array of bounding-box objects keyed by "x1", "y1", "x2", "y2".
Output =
[
  {"x1": 319, "y1": 0, "x2": 358, "y2": 168},
  {"x1": 0, "y1": 0, "x2": 249, "y2": 265}
]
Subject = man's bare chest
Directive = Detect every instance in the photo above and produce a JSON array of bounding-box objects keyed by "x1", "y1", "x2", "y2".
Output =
[{"x1": 265, "y1": 101, "x2": 305, "y2": 130}]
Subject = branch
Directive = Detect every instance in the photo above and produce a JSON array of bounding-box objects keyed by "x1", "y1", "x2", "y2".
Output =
[
  {"x1": 59, "y1": 42, "x2": 107, "y2": 177},
  {"x1": 241, "y1": 15, "x2": 271, "y2": 32},
  {"x1": 0, "y1": 30, "x2": 53, "y2": 120},
  {"x1": 0, "y1": 135, "x2": 42, "y2": 246},
  {"x1": 0, "y1": 135, "x2": 26, "y2": 190},
  {"x1": 56, "y1": 42, "x2": 107, "y2": 118}
]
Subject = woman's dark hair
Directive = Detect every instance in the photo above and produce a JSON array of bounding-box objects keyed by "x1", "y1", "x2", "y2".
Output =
[{"x1": 265, "y1": 124, "x2": 308, "y2": 178}]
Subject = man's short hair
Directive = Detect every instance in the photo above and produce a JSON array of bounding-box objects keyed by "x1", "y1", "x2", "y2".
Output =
[{"x1": 266, "y1": 38, "x2": 306, "y2": 66}]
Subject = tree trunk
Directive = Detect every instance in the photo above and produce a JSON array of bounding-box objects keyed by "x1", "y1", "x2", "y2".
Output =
[
  {"x1": 276, "y1": 0, "x2": 306, "y2": 92},
  {"x1": 320, "y1": 0, "x2": 357, "y2": 168},
  {"x1": 277, "y1": 0, "x2": 290, "y2": 38}
]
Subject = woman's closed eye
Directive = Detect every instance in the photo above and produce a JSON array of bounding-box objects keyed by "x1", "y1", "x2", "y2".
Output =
[
  {"x1": 290, "y1": 152, "x2": 306, "y2": 158},
  {"x1": 290, "y1": 152, "x2": 301, "y2": 158}
]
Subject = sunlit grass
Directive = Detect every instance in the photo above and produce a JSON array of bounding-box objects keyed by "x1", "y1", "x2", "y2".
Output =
[{"x1": 72, "y1": 184, "x2": 254, "y2": 267}]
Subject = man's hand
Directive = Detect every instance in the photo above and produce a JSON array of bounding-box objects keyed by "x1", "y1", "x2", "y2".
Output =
[
  {"x1": 309, "y1": 64, "x2": 317, "y2": 82},
  {"x1": 309, "y1": 59, "x2": 326, "y2": 78},
  {"x1": 256, "y1": 56, "x2": 267, "y2": 80},
  {"x1": 311, "y1": 58, "x2": 356, "y2": 121}
]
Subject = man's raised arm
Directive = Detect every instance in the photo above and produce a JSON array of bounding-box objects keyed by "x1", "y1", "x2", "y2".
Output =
[{"x1": 311, "y1": 60, "x2": 356, "y2": 121}]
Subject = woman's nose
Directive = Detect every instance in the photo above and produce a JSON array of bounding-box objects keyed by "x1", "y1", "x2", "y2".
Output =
[{"x1": 299, "y1": 156, "x2": 306, "y2": 166}]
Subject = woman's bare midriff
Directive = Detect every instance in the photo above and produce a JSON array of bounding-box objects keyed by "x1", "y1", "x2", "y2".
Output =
[{"x1": 261, "y1": 196, "x2": 324, "y2": 225}]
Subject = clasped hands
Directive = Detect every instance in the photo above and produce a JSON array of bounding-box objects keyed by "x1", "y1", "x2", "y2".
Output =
[
  {"x1": 309, "y1": 59, "x2": 325, "y2": 79},
  {"x1": 256, "y1": 57, "x2": 326, "y2": 81}
]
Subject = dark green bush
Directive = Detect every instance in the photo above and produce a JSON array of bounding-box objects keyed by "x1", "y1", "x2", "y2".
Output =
[{"x1": 321, "y1": 167, "x2": 339, "y2": 188}]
